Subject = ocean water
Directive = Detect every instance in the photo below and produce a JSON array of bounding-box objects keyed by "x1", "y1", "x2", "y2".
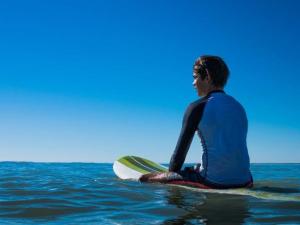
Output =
[{"x1": 0, "y1": 163, "x2": 299, "y2": 225}]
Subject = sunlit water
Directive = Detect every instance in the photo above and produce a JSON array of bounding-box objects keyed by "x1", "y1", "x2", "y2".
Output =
[{"x1": 0, "y1": 162, "x2": 299, "y2": 225}]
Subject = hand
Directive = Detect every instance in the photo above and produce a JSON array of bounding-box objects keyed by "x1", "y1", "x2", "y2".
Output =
[
  {"x1": 139, "y1": 172, "x2": 166, "y2": 183},
  {"x1": 139, "y1": 172, "x2": 183, "y2": 183}
]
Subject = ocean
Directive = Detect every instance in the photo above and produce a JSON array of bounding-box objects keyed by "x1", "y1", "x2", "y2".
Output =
[{"x1": 0, "y1": 162, "x2": 299, "y2": 225}]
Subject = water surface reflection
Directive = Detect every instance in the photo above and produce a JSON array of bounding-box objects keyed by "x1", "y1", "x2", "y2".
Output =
[{"x1": 163, "y1": 187, "x2": 250, "y2": 225}]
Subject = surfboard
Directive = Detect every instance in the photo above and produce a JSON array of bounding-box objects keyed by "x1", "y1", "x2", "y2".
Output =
[
  {"x1": 113, "y1": 155, "x2": 168, "y2": 180},
  {"x1": 113, "y1": 155, "x2": 216, "y2": 189},
  {"x1": 113, "y1": 155, "x2": 300, "y2": 201}
]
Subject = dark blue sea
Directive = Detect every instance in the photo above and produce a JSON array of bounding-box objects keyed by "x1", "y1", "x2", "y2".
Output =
[{"x1": 0, "y1": 162, "x2": 300, "y2": 225}]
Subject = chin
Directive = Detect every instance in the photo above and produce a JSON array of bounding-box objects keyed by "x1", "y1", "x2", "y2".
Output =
[{"x1": 198, "y1": 92, "x2": 204, "y2": 97}]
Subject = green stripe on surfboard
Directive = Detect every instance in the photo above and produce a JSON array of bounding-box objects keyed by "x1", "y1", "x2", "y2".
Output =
[
  {"x1": 118, "y1": 157, "x2": 149, "y2": 174},
  {"x1": 117, "y1": 156, "x2": 167, "y2": 174},
  {"x1": 118, "y1": 156, "x2": 153, "y2": 174},
  {"x1": 126, "y1": 156, "x2": 159, "y2": 173},
  {"x1": 134, "y1": 156, "x2": 167, "y2": 172}
]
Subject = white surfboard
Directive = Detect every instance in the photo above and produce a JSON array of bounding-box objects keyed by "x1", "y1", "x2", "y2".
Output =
[
  {"x1": 113, "y1": 155, "x2": 167, "y2": 180},
  {"x1": 113, "y1": 155, "x2": 300, "y2": 202}
]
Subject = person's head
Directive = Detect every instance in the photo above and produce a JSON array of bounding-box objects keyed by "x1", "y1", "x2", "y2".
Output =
[{"x1": 192, "y1": 55, "x2": 230, "y2": 96}]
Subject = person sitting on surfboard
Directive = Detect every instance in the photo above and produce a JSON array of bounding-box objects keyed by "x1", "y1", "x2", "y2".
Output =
[{"x1": 140, "y1": 55, "x2": 253, "y2": 189}]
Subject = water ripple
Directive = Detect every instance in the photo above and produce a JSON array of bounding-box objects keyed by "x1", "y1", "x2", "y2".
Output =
[{"x1": 0, "y1": 162, "x2": 299, "y2": 224}]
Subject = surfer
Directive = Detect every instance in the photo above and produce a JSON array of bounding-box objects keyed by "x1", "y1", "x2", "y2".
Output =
[{"x1": 140, "y1": 55, "x2": 253, "y2": 189}]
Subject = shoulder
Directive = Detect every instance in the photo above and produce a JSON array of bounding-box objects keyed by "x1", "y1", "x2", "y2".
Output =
[
  {"x1": 188, "y1": 96, "x2": 209, "y2": 110},
  {"x1": 185, "y1": 97, "x2": 209, "y2": 116},
  {"x1": 224, "y1": 94, "x2": 247, "y2": 112}
]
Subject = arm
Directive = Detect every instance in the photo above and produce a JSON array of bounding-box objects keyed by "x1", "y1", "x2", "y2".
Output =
[{"x1": 169, "y1": 100, "x2": 206, "y2": 172}]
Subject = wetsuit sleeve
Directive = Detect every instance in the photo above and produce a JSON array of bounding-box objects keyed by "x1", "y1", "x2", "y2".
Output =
[{"x1": 169, "y1": 100, "x2": 206, "y2": 172}]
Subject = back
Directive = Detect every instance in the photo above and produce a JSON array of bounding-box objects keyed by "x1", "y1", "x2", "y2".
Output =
[{"x1": 198, "y1": 92, "x2": 251, "y2": 185}]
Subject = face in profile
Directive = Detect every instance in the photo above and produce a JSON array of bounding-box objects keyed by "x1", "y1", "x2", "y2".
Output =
[{"x1": 193, "y1": 72, "x2": 210, "y2": 97}]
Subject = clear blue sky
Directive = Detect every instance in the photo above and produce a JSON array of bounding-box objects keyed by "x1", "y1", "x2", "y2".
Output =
[{"x1": 0, "y1": 0, "x2": 299, "y2": 163}]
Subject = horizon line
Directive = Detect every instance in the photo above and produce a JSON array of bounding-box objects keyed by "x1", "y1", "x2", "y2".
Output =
[{"x1": 1, "y1": 160, "x2": 300, "y2": 164}]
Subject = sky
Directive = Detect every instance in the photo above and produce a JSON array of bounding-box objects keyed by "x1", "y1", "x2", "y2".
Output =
[{"x1": 0, "y1": 0, "x2": 299, "y2": 163}]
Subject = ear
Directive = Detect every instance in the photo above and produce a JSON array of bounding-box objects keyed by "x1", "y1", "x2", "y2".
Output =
[{"x1": 206, "y1": 73, "x2": 212, "y2": 83}]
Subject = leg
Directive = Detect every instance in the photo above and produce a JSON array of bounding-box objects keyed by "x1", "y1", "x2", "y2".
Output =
[{"x1": 139, "y1": 172, "x2": 183, "y2": 183}]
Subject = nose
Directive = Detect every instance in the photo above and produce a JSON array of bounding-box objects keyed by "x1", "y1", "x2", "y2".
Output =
[{"x1": 193, "y1": 79, "x2": 197, "y2": 88}]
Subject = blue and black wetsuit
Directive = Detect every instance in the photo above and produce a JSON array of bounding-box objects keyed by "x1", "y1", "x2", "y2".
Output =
[{"x1": 169, "y1": 90, "x2": 252, "y2": 188}]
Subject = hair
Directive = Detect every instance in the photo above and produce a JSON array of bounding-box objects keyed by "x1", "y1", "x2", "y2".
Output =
[{"x1": 193, "y1": 55, "x2": 230, "y2": 88}]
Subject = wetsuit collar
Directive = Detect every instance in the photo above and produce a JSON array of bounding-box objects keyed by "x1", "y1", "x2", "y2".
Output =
[{"x1": 207, "y1": 90, "x2": 225, "y2": 96}]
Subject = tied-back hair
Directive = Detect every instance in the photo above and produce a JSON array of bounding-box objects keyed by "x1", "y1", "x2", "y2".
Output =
[{"x1": 193, "y1": 55, "x2": 230, "y2": 88}]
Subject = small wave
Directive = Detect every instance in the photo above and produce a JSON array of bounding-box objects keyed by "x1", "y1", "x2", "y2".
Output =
[
  {"x1": 1, "y1": 206, "x2": 96, "y2": 219},
  {"x1": 168, "y1": 184, "x2": 300, "y2": 202}
]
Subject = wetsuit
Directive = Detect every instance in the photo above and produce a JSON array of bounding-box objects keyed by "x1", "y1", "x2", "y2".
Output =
[{"x1": 169, "y1": 90, "x2": 252, "y2": 188}]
